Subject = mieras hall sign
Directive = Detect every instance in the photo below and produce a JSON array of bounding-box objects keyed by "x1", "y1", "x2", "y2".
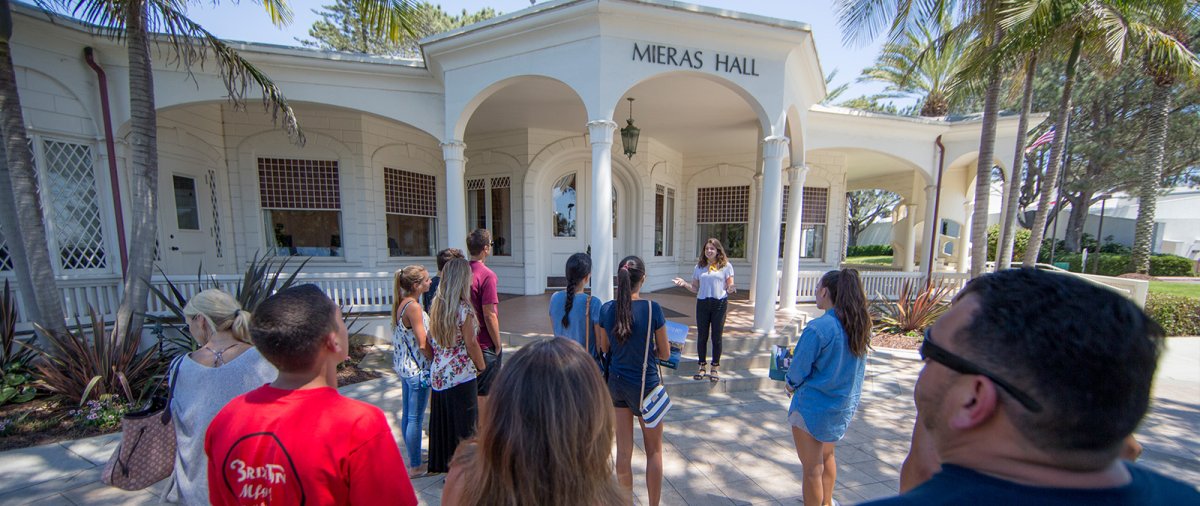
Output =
[{"x1": 632, "y1": 42, "x2": 760, "y2": 77}]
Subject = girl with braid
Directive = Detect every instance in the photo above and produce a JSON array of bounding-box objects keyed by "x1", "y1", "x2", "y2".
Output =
[
  {"x1": 548, "y1": 253, "x2": 604, "y2": 370},
  {"x1": 785, "y1": 269, "x2": 871, "y2": 506}
]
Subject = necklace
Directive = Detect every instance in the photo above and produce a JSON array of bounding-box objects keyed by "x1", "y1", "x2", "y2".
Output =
[{"x1": 204, "y1": 342, "x2": 242, "y2": 367}]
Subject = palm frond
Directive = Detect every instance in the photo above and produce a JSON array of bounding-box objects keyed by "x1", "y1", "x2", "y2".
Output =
[{"x1": 349, "y1": 0, "x2": 419, "y2": 43}]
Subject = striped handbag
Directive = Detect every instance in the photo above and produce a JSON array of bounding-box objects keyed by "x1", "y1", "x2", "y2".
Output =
[{"x1": 640, "y1": 300, "x2": 672, "y2": 428}]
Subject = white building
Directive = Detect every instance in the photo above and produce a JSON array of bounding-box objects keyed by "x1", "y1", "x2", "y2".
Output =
[{"x1": 5, "y1": 0, "x2": 1027, "y2": 331}]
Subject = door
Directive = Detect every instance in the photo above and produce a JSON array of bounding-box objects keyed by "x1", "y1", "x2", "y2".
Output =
[
  {"x1": 159, "y1": 169, "x2": 217, "y2": 275},
  {"x1": 545, "y1": 163, "x2": 625, "y2": 286},
  {"x1": 547, "y1": 164, "x2": 588, "y2": 282}
]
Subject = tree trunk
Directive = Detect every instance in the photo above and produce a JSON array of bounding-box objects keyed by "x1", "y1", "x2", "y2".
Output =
[
  {"x1": 1024, "y1": 33, "x2": 1083, "y2": 267},
  {"x1": 114, "y1": 0, "x2": 158, "y2": 341},
  {"x1": 0, "y1": 0, "x2": 67, "y2": 336},
  {"x1": 1063, "y1": 190, "x2": 1092, "y2": 253},
  {"x1": 1131, "y1": 81, "x2": 1170, "y2": 274},
  {"x1": 968, "y1": 25, "x2": 1004, "y2": 278},
  {"x1": 997, "y1": 55, "x2": 1037, "y2": 269}
]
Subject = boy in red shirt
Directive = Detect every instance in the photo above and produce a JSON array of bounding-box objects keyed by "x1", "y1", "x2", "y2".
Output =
[{"x1": 205, "y1": 284, "x2": 416, "y2": 505}]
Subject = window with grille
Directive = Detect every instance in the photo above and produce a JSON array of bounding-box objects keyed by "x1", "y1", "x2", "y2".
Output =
[
  {"x1": 0, "y1": 231, "x2": 11, "y2": 271},
  {"x1": 779, "y1": 186, "x2": 829, "y2": 260},
  {"x1": 466, "y1": 176, "x2": 512, "y2": 256},
  {"x1": 655, "y1": 185, "x2": 675, "y2": 257},
  {"x1": 258, "y1": 158, "x2": 343, "y2": 257},
  {"x1": 44, "y1": 140, "x2": 108, "y2": 270},
  {"x1": 385, "y1": 168, "x2": 437, "y2": 257},
  {"x1": 696, "y1": 185, "x2": 749, "y2": 258}
]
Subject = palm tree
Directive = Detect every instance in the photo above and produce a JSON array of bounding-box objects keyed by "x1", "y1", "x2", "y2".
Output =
[
  {"x1": 995, "y1": 53, "x2": 1038, "y2": 269},
  {"x1": 52, "y1": 0, "x2": 416, "y2": 340},
  {"x1": 1013, "y1": 0, "x2": 1198, "y2": 266},
  {"x1": 1129, "y1": 2, "x2": 1199, "y2": 274},
  {"x1": 838, "y1": 0, "x2": 1005, "y2": 279},
  {"x1": 0, "y1": 0, "x2": 68, "y2": 335},
  {"x1": 860, "y1": 18, "x2": 969, "y2": 117}
]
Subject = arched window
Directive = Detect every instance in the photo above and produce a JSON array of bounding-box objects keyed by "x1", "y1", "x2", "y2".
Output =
[{"x1": 552, "y1": 173, "x2": 577, "y2": 237}]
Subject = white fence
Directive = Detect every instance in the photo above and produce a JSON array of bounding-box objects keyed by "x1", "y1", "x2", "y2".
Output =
[
  {"x1": 8, "y1": 271, "x2": 398, "y2": 329},
  {"x1": 791, "y1": 271, "x2": 971, "y2": 302}
]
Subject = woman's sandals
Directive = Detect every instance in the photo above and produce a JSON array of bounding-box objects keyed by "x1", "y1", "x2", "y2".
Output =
[
  {"x1": 709, "y1": 365, "x2": 720, "y2": 382},
  {"x1": 693, "y1": 363, "x2": 707, "y2": 380}
]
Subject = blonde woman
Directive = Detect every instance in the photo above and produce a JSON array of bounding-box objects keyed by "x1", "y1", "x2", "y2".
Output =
[
  {"x1": 427, "y1": 258, "x2": 487, "y2": 474},
  {"x1": 443, "y1": 338, "x2": 624, "y2": 505},
  {"x1": 164, "y1": 289, "x2": 277, "y2": 505},
  {"x1": 392, "y1": 265, "x2": 434, "y2": 477}
]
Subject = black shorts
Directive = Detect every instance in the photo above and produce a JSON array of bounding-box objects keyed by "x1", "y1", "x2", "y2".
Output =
[
  {"x1": 476, "y1": 348, "x2": 502, "y2": 396},
  {"x1": 607, "y1": 372, "x2": 658, "y2": 410}
]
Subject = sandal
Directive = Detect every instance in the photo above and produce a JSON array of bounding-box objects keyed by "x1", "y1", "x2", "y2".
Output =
[
  {"x1": 709, "y1": 365, "x2": 720, "y2": 382},
  {"x1": 693, "y1": 363, "x2": 707, "y2": 380}
]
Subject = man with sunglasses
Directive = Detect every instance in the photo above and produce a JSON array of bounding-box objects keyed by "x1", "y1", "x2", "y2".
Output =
[{"x1": 865, "y1": 269, "x2": 1198, "y2": 505}]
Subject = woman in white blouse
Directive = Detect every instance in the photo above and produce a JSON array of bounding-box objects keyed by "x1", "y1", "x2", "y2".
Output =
[{"x1": 672, "y1": 238, "x2": 735, "y2": 382}]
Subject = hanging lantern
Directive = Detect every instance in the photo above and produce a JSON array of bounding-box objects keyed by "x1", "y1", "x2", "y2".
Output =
[{"x1": 620, "y1": 97, "x2": 640, "y2": 159}]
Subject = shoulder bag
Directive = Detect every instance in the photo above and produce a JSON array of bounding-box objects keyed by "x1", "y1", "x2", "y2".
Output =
[
  {"x1": 102, "y1": 354, "x2": 184, "y2": 490},
  {"x1": 639, "y1": 300, "x2": 672, "y2": 428}
]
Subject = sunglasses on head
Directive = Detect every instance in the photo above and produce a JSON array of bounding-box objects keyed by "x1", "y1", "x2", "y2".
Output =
[{"x1": 920, "y1": 328, "x2": 1043, "y2": 413}]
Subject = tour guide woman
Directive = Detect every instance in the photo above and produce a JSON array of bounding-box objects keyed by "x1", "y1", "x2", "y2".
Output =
[
  {"x1": 786, "y1": 268, "x2": 871, "y2": 506},
  {"x1": 672, "y1": 238, "x2": 735, "y2": 382}
]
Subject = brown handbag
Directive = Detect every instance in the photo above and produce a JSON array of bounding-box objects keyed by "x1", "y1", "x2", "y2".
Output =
[{"x1": 102, "y1": 355, "x2": 184, "y2": 490}]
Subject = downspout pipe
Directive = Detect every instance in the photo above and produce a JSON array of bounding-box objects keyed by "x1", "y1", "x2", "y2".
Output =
[
  {"x1": 925, "y1": 135, "x2": 946, "y2": 290},
  {"x1": 84, "y1": 47, "x2": 129, "y2": 277}
]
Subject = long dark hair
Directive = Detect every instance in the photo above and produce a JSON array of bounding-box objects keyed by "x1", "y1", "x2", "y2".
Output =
[
  {"x1": 562, "y1": 253, "x2": 591, "y2": 328},
  {"x1": 613, "y1": 255, "x2": 646, "y2": 344},
  {"x1": 453, "y1": 338, "x2": 624, "y2": 505},
  {"x1": 820, "y1": 269, "x2": 871, "y2": 357},
  {"x1": 696, "y1": 237, "x2": 729, "y2": 269}
]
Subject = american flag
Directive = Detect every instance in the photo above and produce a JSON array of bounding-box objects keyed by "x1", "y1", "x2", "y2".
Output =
[{"x1": 1025, "y1": 128, "x2": 1056, "y2": 153}]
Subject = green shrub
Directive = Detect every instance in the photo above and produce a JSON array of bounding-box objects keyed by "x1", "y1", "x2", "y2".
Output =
[
  {"x1": 847, "y1": 244, "x2": 893, "y2": 257},
  {"x1": 985, "y1": 224, "x2": 1061, "y2": 263},
  {"x1": 1059, "y1": 253, "x2": 1196, "y2": 277},
  {"x1": 1145, "y1": 293, "x2": 1200, "y2": 336},
  {"x1": 1150, "y1": 255, "x2": 1196, "y2": 277}
]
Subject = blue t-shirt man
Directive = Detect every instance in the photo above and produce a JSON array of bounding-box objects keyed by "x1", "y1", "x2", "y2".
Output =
[{"x1": 864, "y1": 462, "x2": 1200, "y2": 505}]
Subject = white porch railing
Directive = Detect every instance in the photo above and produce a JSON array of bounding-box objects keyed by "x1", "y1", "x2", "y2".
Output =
[
  {"x1": 9, "y1": 271, "x2": 399, "y2": 330},
  {"x1": 790, "y1": 270, "x2": 971, "y2": 302}
]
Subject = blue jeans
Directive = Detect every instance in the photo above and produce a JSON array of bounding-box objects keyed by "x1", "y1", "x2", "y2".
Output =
[{"x1": 400, "y1": 374, "x2": 430, "y2": 466}]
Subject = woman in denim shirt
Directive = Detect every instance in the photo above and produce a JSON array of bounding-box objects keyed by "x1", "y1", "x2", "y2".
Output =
[{"x1": 786, "y1": 269, "x2": 871, "y2": 506}]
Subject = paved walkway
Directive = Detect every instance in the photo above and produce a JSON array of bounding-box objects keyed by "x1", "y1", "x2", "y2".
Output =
[{"x1": 1, "y1": 337, "x2": 1196, "y2": 505}]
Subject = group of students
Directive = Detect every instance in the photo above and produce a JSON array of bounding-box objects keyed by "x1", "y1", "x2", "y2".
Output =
[{"x1": 154, "y1": 229, "x2": 1198, "y2": 506}]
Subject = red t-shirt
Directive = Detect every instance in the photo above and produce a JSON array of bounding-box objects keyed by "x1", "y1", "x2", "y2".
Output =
[
  {"x1": 205, "y1": 385, "x2": 416, "y2": 506},
  {"x1": 470, "y1": 260, "x2": 500, "y2": 350}
]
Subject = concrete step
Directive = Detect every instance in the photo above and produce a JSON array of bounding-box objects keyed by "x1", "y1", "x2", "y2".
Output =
[
  {"x1": 662, "y1": 350, "x2": 775, "y2": 373},
  {"x1": 660, "y1": 367, "x2": 783, "y2": 397}
]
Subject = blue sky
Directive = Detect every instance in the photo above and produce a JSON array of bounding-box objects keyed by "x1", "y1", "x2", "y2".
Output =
[{"x1": 181, "y1": 0, "x2": 899, "y2": 103}]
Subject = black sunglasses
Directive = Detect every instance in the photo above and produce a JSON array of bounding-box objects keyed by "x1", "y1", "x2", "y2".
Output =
[{"x1": 921, "y1": 328, "x2": 1043, "y2": 413}]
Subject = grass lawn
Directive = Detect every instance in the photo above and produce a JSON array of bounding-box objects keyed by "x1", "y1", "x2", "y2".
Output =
[
  {"x1": 1149, "y1": 281, "x2": 1200, "y2": 299},
  {"x1": 845, "y1": 255, "x2": 894, "y2": 266}
]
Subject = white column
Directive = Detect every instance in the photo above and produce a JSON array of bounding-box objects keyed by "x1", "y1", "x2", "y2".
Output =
[
  {"x1": 904, "y1": 203, "x2": 918, "y2": 271},
  {"x1": 922, "y1": 184, "x2": 937, "y2": 275},
  {"x1": 588, "y1": 120, "x2": 618, "y2": 301},
  {"x1": 752, "y1": 136, "x2": 789, "y2": 334},
  {"x1": 748, "y1": 172, "x2": 764, "y2": 302},
  {"x1": 778, "y1": 164, "x2": 809, "y2": 312},
  {"x1": 442, "y1": 140, "x2": 467, "y2": 252},
  {"x1": 958, "y1": 202, "x2": 973, "y2": 273}
]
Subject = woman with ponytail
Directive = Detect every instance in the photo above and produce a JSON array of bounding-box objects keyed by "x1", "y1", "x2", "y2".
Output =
[
  {"x1": 597, "y1": 256, "x2": 670, "y2": 506},
  {"x1": 549, "y1": 253, "x2": 603, "y2": 367},
  {"x1": 392, "y1": 265, "x2": 434, "y2": 477},
  {"x1": 784, "y1": 269, "x2": 871, "y2": 506},
  {"x1": 166, "y1": 289, "x2": 277, "y2": 505}
]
